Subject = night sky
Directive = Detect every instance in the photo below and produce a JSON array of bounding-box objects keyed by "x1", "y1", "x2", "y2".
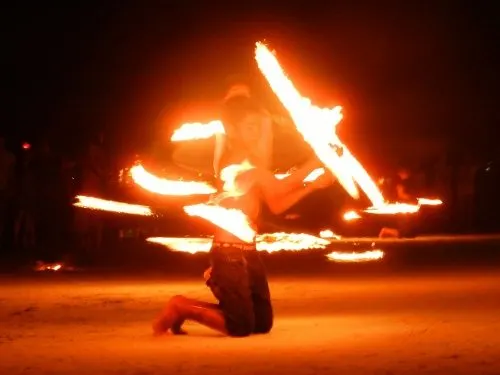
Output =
[{"x1": 7, "y1": 2, "x2": 499, "y2": 159}]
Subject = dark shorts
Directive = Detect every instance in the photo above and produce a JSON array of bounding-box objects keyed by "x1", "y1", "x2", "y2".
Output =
[{"x1": 206, "y1": 243, "x2": 273, "y2": 337}]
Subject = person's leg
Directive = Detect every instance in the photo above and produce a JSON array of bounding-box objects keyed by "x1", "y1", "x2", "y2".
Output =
[
  {"x1": 152, "y1": 246, "x2": 255, "y2": 337},
  {"x1": 152, "y1": 296, "x2": 224, "y2": 335},
  {"x1": 245, "y1": 251, "x2": 273, "y2": 334}
]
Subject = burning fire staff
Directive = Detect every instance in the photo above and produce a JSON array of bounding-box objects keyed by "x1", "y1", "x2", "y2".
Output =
[{"x1": 152, "y1": 84, "x2": 334, "y2": 337}]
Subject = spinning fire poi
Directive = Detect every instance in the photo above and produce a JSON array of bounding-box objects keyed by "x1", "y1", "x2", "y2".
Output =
[{"x1": 74, "y1": 42, "x2": 443, "y2": 264}]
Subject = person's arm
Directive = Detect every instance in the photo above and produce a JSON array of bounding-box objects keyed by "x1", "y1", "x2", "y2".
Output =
[
  {"x1": 213, "y1": 132, "x2": 226, "y2": 177},
  {"x1": 249, "y1": 167, "x2": 333, "y2": 215},
  {"x1": 277, "y1": 158, "x2": 323, "y2": 194},
  {"x1": 263, "y1": 183, "x2": 319, "y2": 215}
]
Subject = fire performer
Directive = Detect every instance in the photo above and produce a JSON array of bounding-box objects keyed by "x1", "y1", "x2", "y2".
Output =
[{"x1": 153, "y1": 84, "x2": 333, "y2": 337}]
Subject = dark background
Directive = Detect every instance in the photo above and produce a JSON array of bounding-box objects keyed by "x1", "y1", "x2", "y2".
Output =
[{"x1": 7, "y1": 1, "x2": 499, "y2": 161}]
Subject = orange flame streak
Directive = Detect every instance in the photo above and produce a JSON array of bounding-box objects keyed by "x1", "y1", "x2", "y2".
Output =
[
  {"x1": 171, "y1": 120, "x2": 225, "y2": 142},
  {"x1": 254, "y1": 42, "x2": 422, "y2": 214},
  {"x1": 343, "y1": 210, "x2": 362, "y2": 221},
  {"x1": 35, "y1": 262, "x2": 64, "y2": 271},
  {"x1": 183, "y1": 204, "x2": 256, "y2": 243},
  {"x1": 417, "y1": 197, "x2": 443, "y2": 206},
  {"x1": 364, "y1": 203, "x2": 420, "y2": 215},
  {"x1": 319, "y1": 229, "x2": 341, "y2": 239},
  {"x1": 147, "y1": 237, "x2": 213, "y2": 254},
  {"x1": 326, "y1": 249, "x2": 384, "y2": 262},
  {"x1": 74, "y1": 195, "x2": 152, "y2": 216},
  {"x1": 147, "y1": 232, "x2": 331, "y2": 254},
  {"x1": 255, "y1": 42, "x2": 360, "y2": 199},
  {"x1": 342, "y1": 196, "x2": 443, "y2": 219},
  {"x1": 257, "y1": 232, "x2": 331, "y2": 252},
  {"x1": 130, "y1": 164, "x2": 216, "y2": 196},
  {"x1": 218, "y1": 160, "x2": 255, "y2": 197}
]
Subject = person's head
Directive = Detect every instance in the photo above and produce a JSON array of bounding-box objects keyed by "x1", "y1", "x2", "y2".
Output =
[
  {"x1": 217, "y1": 95, "x2": 273, "y2": 174},
  {"x1": 224, "y1": 84, "x2": 251, "y2": 102},
  {"x1": 397, "y1": 167, "x2": 410, "y2": 180}
]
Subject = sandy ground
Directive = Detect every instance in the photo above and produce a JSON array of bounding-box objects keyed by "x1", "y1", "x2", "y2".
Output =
[{"x1": 1, "y1": 268, "x2": 500, "y2": 375}]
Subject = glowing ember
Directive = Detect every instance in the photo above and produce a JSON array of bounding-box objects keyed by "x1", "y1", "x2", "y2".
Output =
[
  {"x1": 417, "y1": 198, "x2": 443, "y2": 206},
  {"x1": 74, "y1": 195, "x2": 152, "y2": 216},
  {"x1": 343, "y1": 210, "x2": 362, "y2": 221},
  {"x1": 256, "y1": 232, "x2": 330, "y2": 252},
  {"x1": 147, "y1": 237, "x2": 212, "y2": 254},
  {"x1": 319, "y1": 229, "x2": 341, "y2": 240},
  {"x1": 34, "y1": 262, "x2": 64, "y2": 271},
  {"x1": 130, "y1": 164, "x2": 216, "y2": 196},
  {"x1": 254, "y1": 42, "x2": 428, "y2": 215},
  {"x1": 219, "y1": 160, "x2": 255, "y2": 197},
  {"x1": 184, "y1": 204, "x2": 256, "y2": 243},
  {"x1": 171, "y1": 120, "x2": 225, "y2": 142},
  {"x1": 147, "y1": 232, "x2": 331, "y2": 254},
  {"x1": 364, "y1": 203, "x2": 420, "y2": 215},
  {"x1": 326, "y1": 249, "x2": 384, "y2": 262}
]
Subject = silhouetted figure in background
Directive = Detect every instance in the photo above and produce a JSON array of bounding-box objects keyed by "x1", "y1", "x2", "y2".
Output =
[
  {"x1": 32, "y1": 139, "x2": 64, "y2": 261},
  {"x1": 0, "y1": 136, "x2": 16, "y2": 250},
  {"x1": 379, "y1": 166, "x2": 418, "y2": 238}
]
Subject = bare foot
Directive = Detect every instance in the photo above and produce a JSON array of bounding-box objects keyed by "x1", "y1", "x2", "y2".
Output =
[
  {"x1": 152, "y1": 302, "x2": 178, "y2": 336},
  {"x1": 171, "y1": 319, "x2": 187, "y2": 335}
]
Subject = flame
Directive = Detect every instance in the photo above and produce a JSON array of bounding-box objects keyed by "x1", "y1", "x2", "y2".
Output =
[
  {"x1": 130, "y1": 164, "x2": 216, "y2": 196},
  {"x1": 257, "y1": 232, "x2": 330, "y2": 252},
  {"x1": 343, "y1": 210, "x2": 362, "y2": 221},
  {"x1": 74, "y1": 195, "x2": 152, "y2": 216},
  {"x1": 34, "y1": 262, "x2": 64, "y2": 271},
  {"x1": 319, "y1": 229, "x2": 341, "y2": 240},
  {"x1": 417, "y1": 197, "x2": 443, "y2": 206},
  {"x1": 255, "y1": 42, "x2": 360, "y2": 200},
  {"x1": 147, "y1": 232, "x2": 331, "y2": 254},
  {"x1": 184, "y1": 204, "x2": 256, "y2": 243},
  {"x1": 171, "y1": 120, "x2": 225, "y2": 142},
  {"x1": 254, "y1": 42, "x2": 427, "y2": 215},
  {"x1": 219, "y1": 160, "x2": 255, "y2": 196},
  {"x1": 326, "y1": 249, "x2": 384, "y2": 262},
  {"x1": 147, "y1": 237, "x2": 213, "y2": 254},
  {"x1": 364, "y1": 203, "x2": 420, "y2": 215}
]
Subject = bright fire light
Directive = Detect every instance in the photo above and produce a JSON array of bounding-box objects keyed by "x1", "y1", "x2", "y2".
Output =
[
  {"x1": 343, "y1": 210, "x2": 362, "y2": 221},
  {"x1": 171, "y1": 120, "x2": 225, "y2": 142},
  {"x1": 319, "y1": 230, "x2": 341, "y2": 240},
  {"x1": 74, "y1": 195, "x2": 153, "y2": 216},
  {"x1": 417, "y1": 198, "x2": 443, "y2": 206},
  {"x1": 130, "y1": 164, "x2": 216, "y2": 196},
  {"x1": 326, "y1": 249, "x2": 384, "y2": 262},
  {"x1": 147, "y1": 232, "x2": 331, "y2": 254}
]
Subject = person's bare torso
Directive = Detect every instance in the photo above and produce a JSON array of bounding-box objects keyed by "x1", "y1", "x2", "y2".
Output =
[{"x1": 213, "y1": 170, "x2": 261, "y2": 244}]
